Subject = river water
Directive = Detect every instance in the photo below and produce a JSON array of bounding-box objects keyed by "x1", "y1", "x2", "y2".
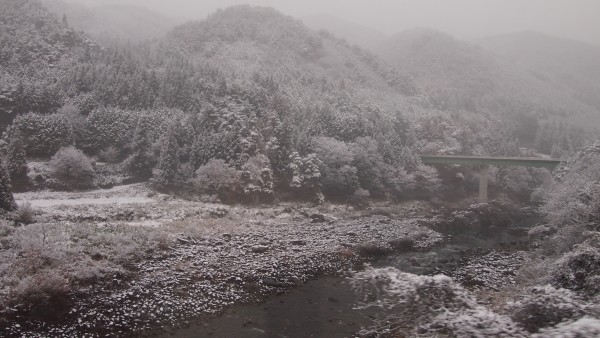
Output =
[{"x1": 160, "y1": 235, "x2": 504, "y2": 338}]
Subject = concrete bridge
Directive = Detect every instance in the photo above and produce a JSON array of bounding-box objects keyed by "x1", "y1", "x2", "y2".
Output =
[{"x1": 420, "y1": 155, "x2": 565, "y2": 203}]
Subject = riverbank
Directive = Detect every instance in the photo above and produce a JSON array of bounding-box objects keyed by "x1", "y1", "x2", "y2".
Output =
[{"x1": 2, "y1": 184, "x2": 445, "y2": 337}]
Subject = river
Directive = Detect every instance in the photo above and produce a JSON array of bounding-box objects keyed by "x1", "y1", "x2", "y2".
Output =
[{"x1": 160, "y1": 234, "x2": 520, "y2": 338}]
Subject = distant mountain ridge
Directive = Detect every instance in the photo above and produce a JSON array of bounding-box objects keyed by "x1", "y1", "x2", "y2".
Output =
[
  {"x1": 378, "y1": 28, "x2": 600, "y2": 129},
  {"x1": 165, "y1": 5, "x2": 418, "y2": 108},
  {"x1": 478, "y1": 31, "x2": 600, "y2": 117}
]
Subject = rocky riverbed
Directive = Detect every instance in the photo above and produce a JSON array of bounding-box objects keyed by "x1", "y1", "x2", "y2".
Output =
[
  {"x1": 3, "y1": 185, "x2": 445, "y2": 337},
  {"x1": 3, "y1": 184, "x2": 540, "y2": 337}
]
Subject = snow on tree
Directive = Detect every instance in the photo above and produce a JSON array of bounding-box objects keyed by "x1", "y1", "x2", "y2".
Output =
[
  {"x1": 153, "y1": 123, "x2": 179, "y2": 187},
  {"x1": 193, "y1": 159, "x2": 241, "y2": 202},
  {"x1": 10, "y1": 113, "x2": 74, "y2": 157},
  {"x1": 311, "y1": 136, "x2": 358, "y2": 198},
  {"x1": 49, "y1": 146, "x2": 94, "y2": 190},
  {"x1": 240, "y1": 154, "x2": 274, "y2": 204},
  {"x1": 542, "y1": 142, "x2": 600, "y2": 228},
  {"x1": 288, "y1": 152, "x2": 323, "y2": 203},
  {"x1": 0, "y1": 156, "x2": 16, "y2": 212},
  {"x1": 4, "y1": 129, "x2": 27, "y2": 184},
  {"x1": 127, "y1": 117, "x2": 154, "y2": 180}
]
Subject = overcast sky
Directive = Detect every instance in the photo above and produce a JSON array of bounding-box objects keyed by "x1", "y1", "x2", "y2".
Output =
[{"x1": 70, "y1": 0, "x2": 600, "y2": 45}]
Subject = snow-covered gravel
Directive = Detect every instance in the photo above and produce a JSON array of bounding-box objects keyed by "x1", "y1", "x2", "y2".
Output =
[
  {"x1": 448, "y1": 250, "x2": 526, "y2": 290},
  {"x1": 3, "y1": 185, "x2": 443, "y2": 337}
]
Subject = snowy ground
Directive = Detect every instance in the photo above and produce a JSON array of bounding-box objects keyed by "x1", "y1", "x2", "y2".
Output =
[
  {"x1": 4, "y1": 184, "x2": 443, "y2": 337},
  {"x1": 15, "y1": 184, "x2": 156, "y2": 208}
]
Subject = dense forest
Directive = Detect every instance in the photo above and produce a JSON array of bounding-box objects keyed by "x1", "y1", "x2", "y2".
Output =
[{"x1": 2, "y1": 0, "x2": 592, "y2": 207}]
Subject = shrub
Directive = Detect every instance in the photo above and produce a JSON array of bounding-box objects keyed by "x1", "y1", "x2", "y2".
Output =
[
  {"x1": 542, "y1": 144, "x2": 600, "y2": 228},
  {"x1": 97, "y1": 146, "x2": 120, "y2": 164},
  {"x1": 384, "y1": 165, "x2": 416, "y2": 199},
  {"x1": 500, "y1": 167, "x2": 552, "y2": 202},
  {"x1": 126, "y1": 117, "x2": 155, "y2": 180},
  {"x1": 412, "y1": 164, "x2": 441, "y2": 198},
  {"x1": 49, "y1": 146, "x2": 94, "y2": 190},
  {"x1": 311, "y1": 136, "x2": 358, "y2": 198},
  {"x1": 193, "y1": 159, "x2": 241, "y2": 202},
  {"x1": 550, "y1": 243, "x2": 600, "y2": 296},
  {"x1": 240, "y1": 154, "x2": 274, "y2": 204},
  {"x1": 0, "y1": 157, "x2": 16, "y2": 212},
  {"x1": 287, "y1": 152, "x2": 323, "y2": 203},
  {"x1": 507, "y1": 285, "x2": 587, "y2": 332},
  {"x1": 351, "y1": 137, "x2": 386, "y2": 196},
  {"x1": 351, "y1": 267, "x2": 525, "y2": 337},
  {"x1": 153, "y1": 124, "x2": 180, "y2": 187},
  {"x1": 16, "y1": 202, "x2": 35, "y2": 224},
  {"x1": 0, "y1": 222, "x2": 170, "y2": 319},
  {"x1": 12, "y1": 270, "x2": 71, "y2": 319},
  {"x1": 533, "y1": 317, "x2": 600, "y2": 337},
  {"x1": 4, "y1": 129, "x2": 28, "y2": 184}
]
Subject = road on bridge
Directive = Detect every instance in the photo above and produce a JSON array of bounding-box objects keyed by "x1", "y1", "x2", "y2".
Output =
[{"x1": 420, "y1": 155, "x2": 565, "y2": 203}]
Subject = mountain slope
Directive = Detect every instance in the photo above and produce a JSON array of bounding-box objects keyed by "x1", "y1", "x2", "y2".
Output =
[
  {"x1": 0, "y1": 0, "x2": 97, "y2": 124},
  {"x1": 1, "y1": 2, "x2": 524, "y2": 159},
  {"x1": 478, "y1": 31, "x2": 600, "y2": 116},
  {"x1": 166, "y1": 6, "x2": 414, "y2": 98},
  {"x1": 378, "y1": 29, "x2": 600, "y2": 129}
]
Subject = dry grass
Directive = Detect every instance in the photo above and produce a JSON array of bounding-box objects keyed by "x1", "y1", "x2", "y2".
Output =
[
  {"x1": 15, "y1": 202, "x2": 35, "y2": 224},
  {"x1": 0, "y1": 220, "x2": 171, "y2": 319},
  {"x1": 166, "y1": 214, "x2": 245, "y2": 238}
]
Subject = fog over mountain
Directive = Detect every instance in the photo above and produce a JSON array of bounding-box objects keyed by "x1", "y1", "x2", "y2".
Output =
[
  {"x1": 64, "y1": 0, "x2": 600, "y2": 46},
  {"x1": 40, "y1": 0, "x2": 179, "y2": 42}
]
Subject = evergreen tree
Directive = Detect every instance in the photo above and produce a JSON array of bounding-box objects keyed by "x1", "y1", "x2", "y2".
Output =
[
  {"x1": 153, "y1": 123, "x2": 179, "y2": 186},
  {"x1": 5, "y1": 130, "x2": 27, "y2": 184},
  {"x1": 128, "y1": 117, "x2": 153, "y2": 180},
  {"x1": 0, "y1": 157, "x2": 16, "y2": 212}
]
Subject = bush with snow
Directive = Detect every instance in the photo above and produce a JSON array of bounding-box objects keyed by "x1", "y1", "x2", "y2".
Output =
[
  {"x1": 542, "y1": 143, "x2": 600, "y2": 228},
  {"x1": 240, "y1": 154, "x2": 274, "y2": 204},
  {"x1": 49, "y1": 146, "x2": 95, "y2": 190},
  {"x1": 0, "y1": 157, "x2": 16, "y2": 212},
  {"x1": 311, "y1": 136, "x2": 359, "y2": 198},
  {"x1": 351, "y1": 267, "x2": 525, "y2": 337},
  {"x1": 550, "y1": 243, "x2": 600, "y2": 296},
  {"x1": 287, "y1": 152, "x2": 323, "y2": 203},
  {"x1": 0, "y1": 221, "x2": 169, "y2": 318},
  {"x1": 193, "y1": 159, "x2": 241, "y2": 202},
  {"x1": 533, "y1": 317, "x2": 600, "y2": 337},
  {"x1": 507, "y1": 285, "x2": 587, "y2": 333}
]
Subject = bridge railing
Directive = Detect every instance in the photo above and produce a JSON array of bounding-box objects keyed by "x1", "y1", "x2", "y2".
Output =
[{"x1": 420, "y1": 155, "x2": 564, "y2": 170}]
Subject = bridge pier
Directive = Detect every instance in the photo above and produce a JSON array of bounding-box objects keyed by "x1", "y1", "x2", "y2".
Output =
[
  {"x1": 420, "y1": 155, "x2": 563, "y2": 204},
  {"x1": 479, "y1": 165, "x2": 488, "y2": 203}
]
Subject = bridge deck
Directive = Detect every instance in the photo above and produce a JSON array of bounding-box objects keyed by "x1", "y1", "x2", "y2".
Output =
[{"x1": 420, "y1": 155, "x2": 564, "y2": 169}]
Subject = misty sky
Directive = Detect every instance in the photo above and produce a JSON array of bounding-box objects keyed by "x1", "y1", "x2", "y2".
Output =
[{"x1": 70, "y1": 0, "x2": 600, "y2": 45}]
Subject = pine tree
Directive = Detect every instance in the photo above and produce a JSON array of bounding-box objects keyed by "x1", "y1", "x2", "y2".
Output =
[
  {"x1": 0, "y1": 157, "x2": 16, "y2": 212},
  {"x1": 128, "y1": 117, "x2": 153, "y2": 180},
  {"x1": 5, "y1": 130, "x2": 28, "y2": 184},
  {"x1": 153, "y1": 123, "x2": 179, "y2": 186}
]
